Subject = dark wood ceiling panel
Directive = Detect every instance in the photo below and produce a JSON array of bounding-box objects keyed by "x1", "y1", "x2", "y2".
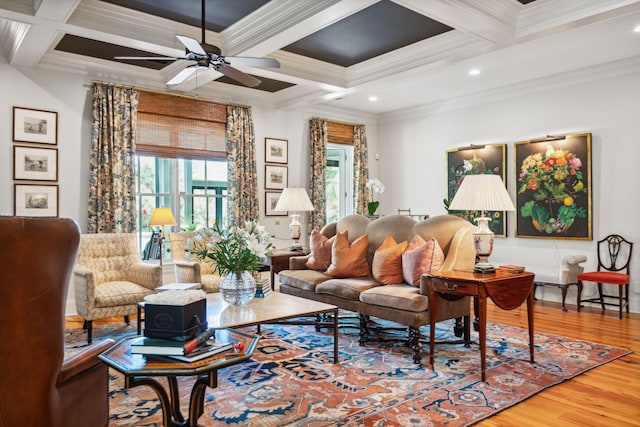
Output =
[
  {"x1": 215, "y1": 74, "x2": 294, "y2": 92},
  {"x1": 100, "y1": 0, "x2": 269, "y2": 32},
  {"x1": 55, "y1": 34, "x2": 171, "y2": 70},
  {"x1": 282, "y1": 0, "x2": 453, "y2": 67}
]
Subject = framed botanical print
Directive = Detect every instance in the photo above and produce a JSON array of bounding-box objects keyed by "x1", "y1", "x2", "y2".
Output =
[
  {"x1": 446, "y1": 144, "x2": 507, "y2": 236},
  {"x1": 265, "y1": 165, "x2": 288, "y2": 190},
  {"x1": 265, "y1": 191, "x2": 286, "y2": 216},
  {"x1": 14, "y1": 184, "x2": 59, "y2": 217},
  {"x1": 13, "y1": 106, "x2": 58, "y2": 145},
  {"x1": 13, "y1": 146, "x2": 58, "y2": 181},
  {"x1": 265, "y1": 138, "x2": 288, "y2": 164},
  {"x1": 514, "y1": 133, "x2": 592, "y2": 240}
]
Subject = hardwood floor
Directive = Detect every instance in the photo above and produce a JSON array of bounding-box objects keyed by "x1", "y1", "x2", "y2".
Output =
[{"x1": 66, "y1": 299, "x2": 640, "y2": 426}]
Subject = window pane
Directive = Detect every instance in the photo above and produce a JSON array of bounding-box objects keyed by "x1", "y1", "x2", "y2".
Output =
[{"x1": 138, "y1": 156, "x2": 156, "y2": 194}]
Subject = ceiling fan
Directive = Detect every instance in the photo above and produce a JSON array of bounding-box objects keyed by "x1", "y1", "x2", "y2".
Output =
[{"x1": 115, "y1": 0, "x2": 279, "y2": 87}]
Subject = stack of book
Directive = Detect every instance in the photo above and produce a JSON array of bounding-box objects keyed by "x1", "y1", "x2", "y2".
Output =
[
  {"x1": 254, "y1": 278, "x2": 272, "y2": 298},
  {"x1": 130, "y1": 328, "x2": 234, "y2": 362}
]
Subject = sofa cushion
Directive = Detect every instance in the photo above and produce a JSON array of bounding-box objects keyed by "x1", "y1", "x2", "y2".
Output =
[
  {"x1": 95, "y1": 281, "x2": 155, "y2": 308},
  {"x1": 326, "y1": 231, "x2": 370, "y2": 278},
  {"x1": 372, "y1": 235, "x2": 407, "y2": 285},
  {"x1": 402, "y1": 235, "x2": 445, "y2": 286},
  {"x1": 359, "y1": 284, "x2": 429, "y2": 312},
  {"x1": 305, "y1": 229, "x2": 335, "y2": 271},
  {"x1": 278, "y1": 269, "x2": 332, "y2": 292},
  {"x1": 316, "y1": 277, "x2": 381, "y2": 300}
]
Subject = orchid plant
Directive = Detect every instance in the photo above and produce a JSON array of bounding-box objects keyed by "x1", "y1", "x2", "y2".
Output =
[{"x1": 365, "y1": 178, "x2": 385, "y2": 216}]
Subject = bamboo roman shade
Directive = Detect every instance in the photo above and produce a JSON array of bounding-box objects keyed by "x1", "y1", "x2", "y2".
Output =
[
  {"x1": 136, "y1": 91, "x2": 227, "y2": 159},
  {"x1": 327, "y1": 121, "x2": 355, "y2": 145}
]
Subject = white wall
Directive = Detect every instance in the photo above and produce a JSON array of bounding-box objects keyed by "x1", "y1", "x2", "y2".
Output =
[
  {"x1": 0, "y1": 58, "x2": 378, "y2": 314},
  {"x1": 377, "y1": 70, "x2": 640, "y2": 312}
]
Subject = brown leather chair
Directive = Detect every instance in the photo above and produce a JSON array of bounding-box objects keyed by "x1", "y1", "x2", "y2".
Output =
[{"x1": 0, "y1": 216, "x2": 114, "y2": 427}]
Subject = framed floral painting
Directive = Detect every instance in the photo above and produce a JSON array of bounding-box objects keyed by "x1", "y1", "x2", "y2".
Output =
[
  {"x1": 514, "y1": 133, "x2": 592, "y2": 240},
  {"x1": 446, "y1": 144, "x2": 507, "y2": 237}
]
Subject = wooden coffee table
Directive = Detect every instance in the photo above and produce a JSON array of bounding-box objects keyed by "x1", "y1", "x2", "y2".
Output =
[
  {"x1": 206, "y1": 292, "x2": 339, "y2": 364},
  {"x1": 99, "y1": 329, "x2": 259, "y2": 427}
]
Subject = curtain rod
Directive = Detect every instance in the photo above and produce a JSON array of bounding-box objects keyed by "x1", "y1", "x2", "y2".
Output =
[
  {"x1": 87, "y1": 80, "x2": 251, "y2": 108},
  {"x1": 311, "y1": 116, "x2": 362, "y2": 127}
]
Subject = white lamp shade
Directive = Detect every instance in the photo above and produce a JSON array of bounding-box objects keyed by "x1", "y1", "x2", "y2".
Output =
[
  {"x1": 149, "y1": 207, "x2": 177, "y2": 226},
  {"x1": 448, "y1": 174, "x2": 515, "y2": 212},
  {"x1": 274, "y1": 188, "x2": 315, "y2": 212}
]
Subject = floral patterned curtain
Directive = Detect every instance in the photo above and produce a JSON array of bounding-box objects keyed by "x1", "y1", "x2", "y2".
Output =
[
  {"x1": 226, "y1": 105, "x2": 259, "y2": 227},
  {"x1": 308, "y1": 117, "x2": 328, "y2": 231},
  {"x1": 88, "y1": 83, "x2": 139, "y2": 233},
  {"x1": 353, "y1": 124, "x2": 369, "y2": 215}
]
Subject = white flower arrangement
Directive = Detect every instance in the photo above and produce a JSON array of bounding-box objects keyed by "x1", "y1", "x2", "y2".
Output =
[{"x1": 365, "y1": 178, "x2": 385, "y2": 215}]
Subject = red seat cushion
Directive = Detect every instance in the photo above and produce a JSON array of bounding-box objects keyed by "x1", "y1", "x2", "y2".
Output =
[{"x1": 577, "y1": 271, "x2": 629, "y2": 285}]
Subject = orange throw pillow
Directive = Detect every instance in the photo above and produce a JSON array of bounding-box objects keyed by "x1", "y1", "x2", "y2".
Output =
[
  {"x1": 305, "y1": 229, "x2": 335, "y2": 271},
  {"x1": 402, "y1": 235, "x2": 445, "y2": 286},
  {"x1": 372, "y1": 235, "x2": 407, "y2": 285},
  {"x1": 325, "y1": 231, "x2": 370, "y2": 278}
]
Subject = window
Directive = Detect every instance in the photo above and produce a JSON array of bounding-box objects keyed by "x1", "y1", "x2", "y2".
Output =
[
  {"x1": 134, "y1": 91, "x2": 229, "y2": 262},
  {"x1": 135, "y1": 155, "x2": 228, "y2": 263},
  {"x1": 325, "y1": 144, "x2": 353, "y2": 224}
]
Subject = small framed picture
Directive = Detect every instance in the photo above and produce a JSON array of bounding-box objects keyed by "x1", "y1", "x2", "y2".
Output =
[
  {"x1": 265, "y1": 138, "x2": 288, "y2": 164},
  {"x1": 13, "y1": 106, "x2": 58, "y2": 145},
  {"x1": 265, "y1": 165, "x2": 288, "y2": 190},
  {"x1": 14, "y1": 146, "x2": 58, "y2": 181},
  {"x1": 14, "y1": 184, "x2": 59, "y2": 217},
  {"x1": 265, "y1": 192, "x2": 286, "y2": 216}
]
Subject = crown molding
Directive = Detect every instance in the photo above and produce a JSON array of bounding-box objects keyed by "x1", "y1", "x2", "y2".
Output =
[{"x1": 378, "y1": 55, "x2": 640, "y2": 123}]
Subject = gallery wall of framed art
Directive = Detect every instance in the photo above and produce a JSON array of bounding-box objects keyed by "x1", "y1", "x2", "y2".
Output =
[
  {"x1": 11, "y1": 105, "x2": 59, "y2": 217},
  {"x1": 263, "y1": 137, "x2": 289, "y2": 216}
]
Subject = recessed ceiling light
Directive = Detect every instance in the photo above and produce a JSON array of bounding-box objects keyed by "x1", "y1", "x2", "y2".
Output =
[
  {"x1": 469, "y1": 68, "x2": 481, "y2": 76},
  {"x1": 634, "y1": 25, "x2": 640, "y2": 33},
  {"x1": 369, "y1": 96, "x2": 378, "y2": 102}
]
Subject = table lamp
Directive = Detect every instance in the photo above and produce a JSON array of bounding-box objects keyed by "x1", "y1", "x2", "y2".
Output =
[
  {"x1": 448, "y1": 174, "x2": 515, "y2": 273},
  {"x1": 149, "y1": 207, "x2": 176, "y2": 267},
  {"x1": 274, "y1": 188, "x2": 315, "y2": 251}
]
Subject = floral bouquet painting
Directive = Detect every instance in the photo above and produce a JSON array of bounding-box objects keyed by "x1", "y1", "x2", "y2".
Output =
[{"x1": 515, "y1": 134, "x2": 592, "y2": 239}]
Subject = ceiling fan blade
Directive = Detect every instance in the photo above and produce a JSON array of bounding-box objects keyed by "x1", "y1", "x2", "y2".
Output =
[
  {"x1": 176, "y1": 35, "x2": 207, "y2": 55},
  {"x1": 218, "y1": 65, "x2": 261, "y2": 87},
  {"x1": 115, "y1": 56, "x2": 180, "y2": 61},
  {"x1": 224, "y1": 56, "x2": 280, "y2": 68},
  {"x1": 167, "y1": 66, "x2": 199, "y2": 85}
]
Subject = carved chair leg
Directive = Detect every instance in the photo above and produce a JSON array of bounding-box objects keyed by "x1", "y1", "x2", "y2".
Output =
[
  {"x1": 358, "y1": 314, "x2": 369, "y2": 346},
  {"x1": 124, "y1": 315, "x2": 130, "y2": 325},
  {"x1": 408, "y1": 326, "x2": 421, "y2": 364},
  {"x1": 577, "y1": 280, "x2": 583, "y2": 312},
  {"x1": 597, "y1": 283, "x2": 605, "y2": 310}
]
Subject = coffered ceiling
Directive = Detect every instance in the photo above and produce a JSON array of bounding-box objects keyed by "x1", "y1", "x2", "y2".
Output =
[{"x1": 1, "y1": 0, "x2": 639, "y2": 116}]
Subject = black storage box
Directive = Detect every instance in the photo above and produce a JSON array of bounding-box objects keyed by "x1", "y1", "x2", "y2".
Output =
[{"x1": 144, "y1": 298, "x2": 207, "y2": 340}]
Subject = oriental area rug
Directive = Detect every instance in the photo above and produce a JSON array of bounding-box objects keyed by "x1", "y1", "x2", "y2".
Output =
[{"x1": 65, "y1": 318, "x2": 630, "y2": 427}]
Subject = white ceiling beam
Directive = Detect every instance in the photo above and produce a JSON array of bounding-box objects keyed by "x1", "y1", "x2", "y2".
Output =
[
  {"x1": 223, "y1": 0, "x2": 378, "y2": 57},
  {"x1": 9, "y1": 0, "x2": 79, "y2": 66},
  {"x1": 393, "y1": 0, "x2": 520, "y2": 45}
]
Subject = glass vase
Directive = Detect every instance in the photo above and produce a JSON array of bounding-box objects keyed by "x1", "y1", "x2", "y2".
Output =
[{"x1": 220, "y1": 271, "x2": 256, "y2": 306}]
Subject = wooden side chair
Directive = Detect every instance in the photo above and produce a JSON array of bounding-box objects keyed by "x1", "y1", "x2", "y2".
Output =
[{"x1": 577, "y1": 234, "x2": 633, "y2": 319}]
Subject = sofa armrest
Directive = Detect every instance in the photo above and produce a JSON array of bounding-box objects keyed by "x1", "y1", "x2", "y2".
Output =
[
  {"x1": 58, "y1": 339, "x2": 114, "y2": 384},
  {"x1": 174, "y1": 260, "x2": 202, "y2": 283},
  {"x1": 73, "y1": 268, "x2": 97, "y2": 315},
  {"x1": 289, "y1": 255, "x2": 311, "y2": 270}
]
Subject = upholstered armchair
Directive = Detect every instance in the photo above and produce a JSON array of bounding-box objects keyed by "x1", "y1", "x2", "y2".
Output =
[
  {"x1": 74, "y1": 233, "x2": 162, "y2": 343},
  {"x1": 169, "y1": 231, "x2": 221, "y2": 293},
  {"x1": 0, "y1": 216, "x2": 114, "y2": 427}
]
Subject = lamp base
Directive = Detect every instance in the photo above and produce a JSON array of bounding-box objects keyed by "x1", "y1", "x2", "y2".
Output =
[{"x1": 473, "y1": 263, "x2": 496, "y2": 274}]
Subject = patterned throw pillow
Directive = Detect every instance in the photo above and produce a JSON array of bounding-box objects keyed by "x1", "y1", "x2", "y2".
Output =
[
  {"x1": 305, "y1": 229, "x2": 335, "y2": 271},
  {"x1": 325, "y1": 231, "x2": 370, "y2": 278},
  {"x1": 372, "y1": 235, "x2": 407, "y2": 284},
  {"x1": 401, "y1": 235, "x2": 445, "y2": 286}
]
